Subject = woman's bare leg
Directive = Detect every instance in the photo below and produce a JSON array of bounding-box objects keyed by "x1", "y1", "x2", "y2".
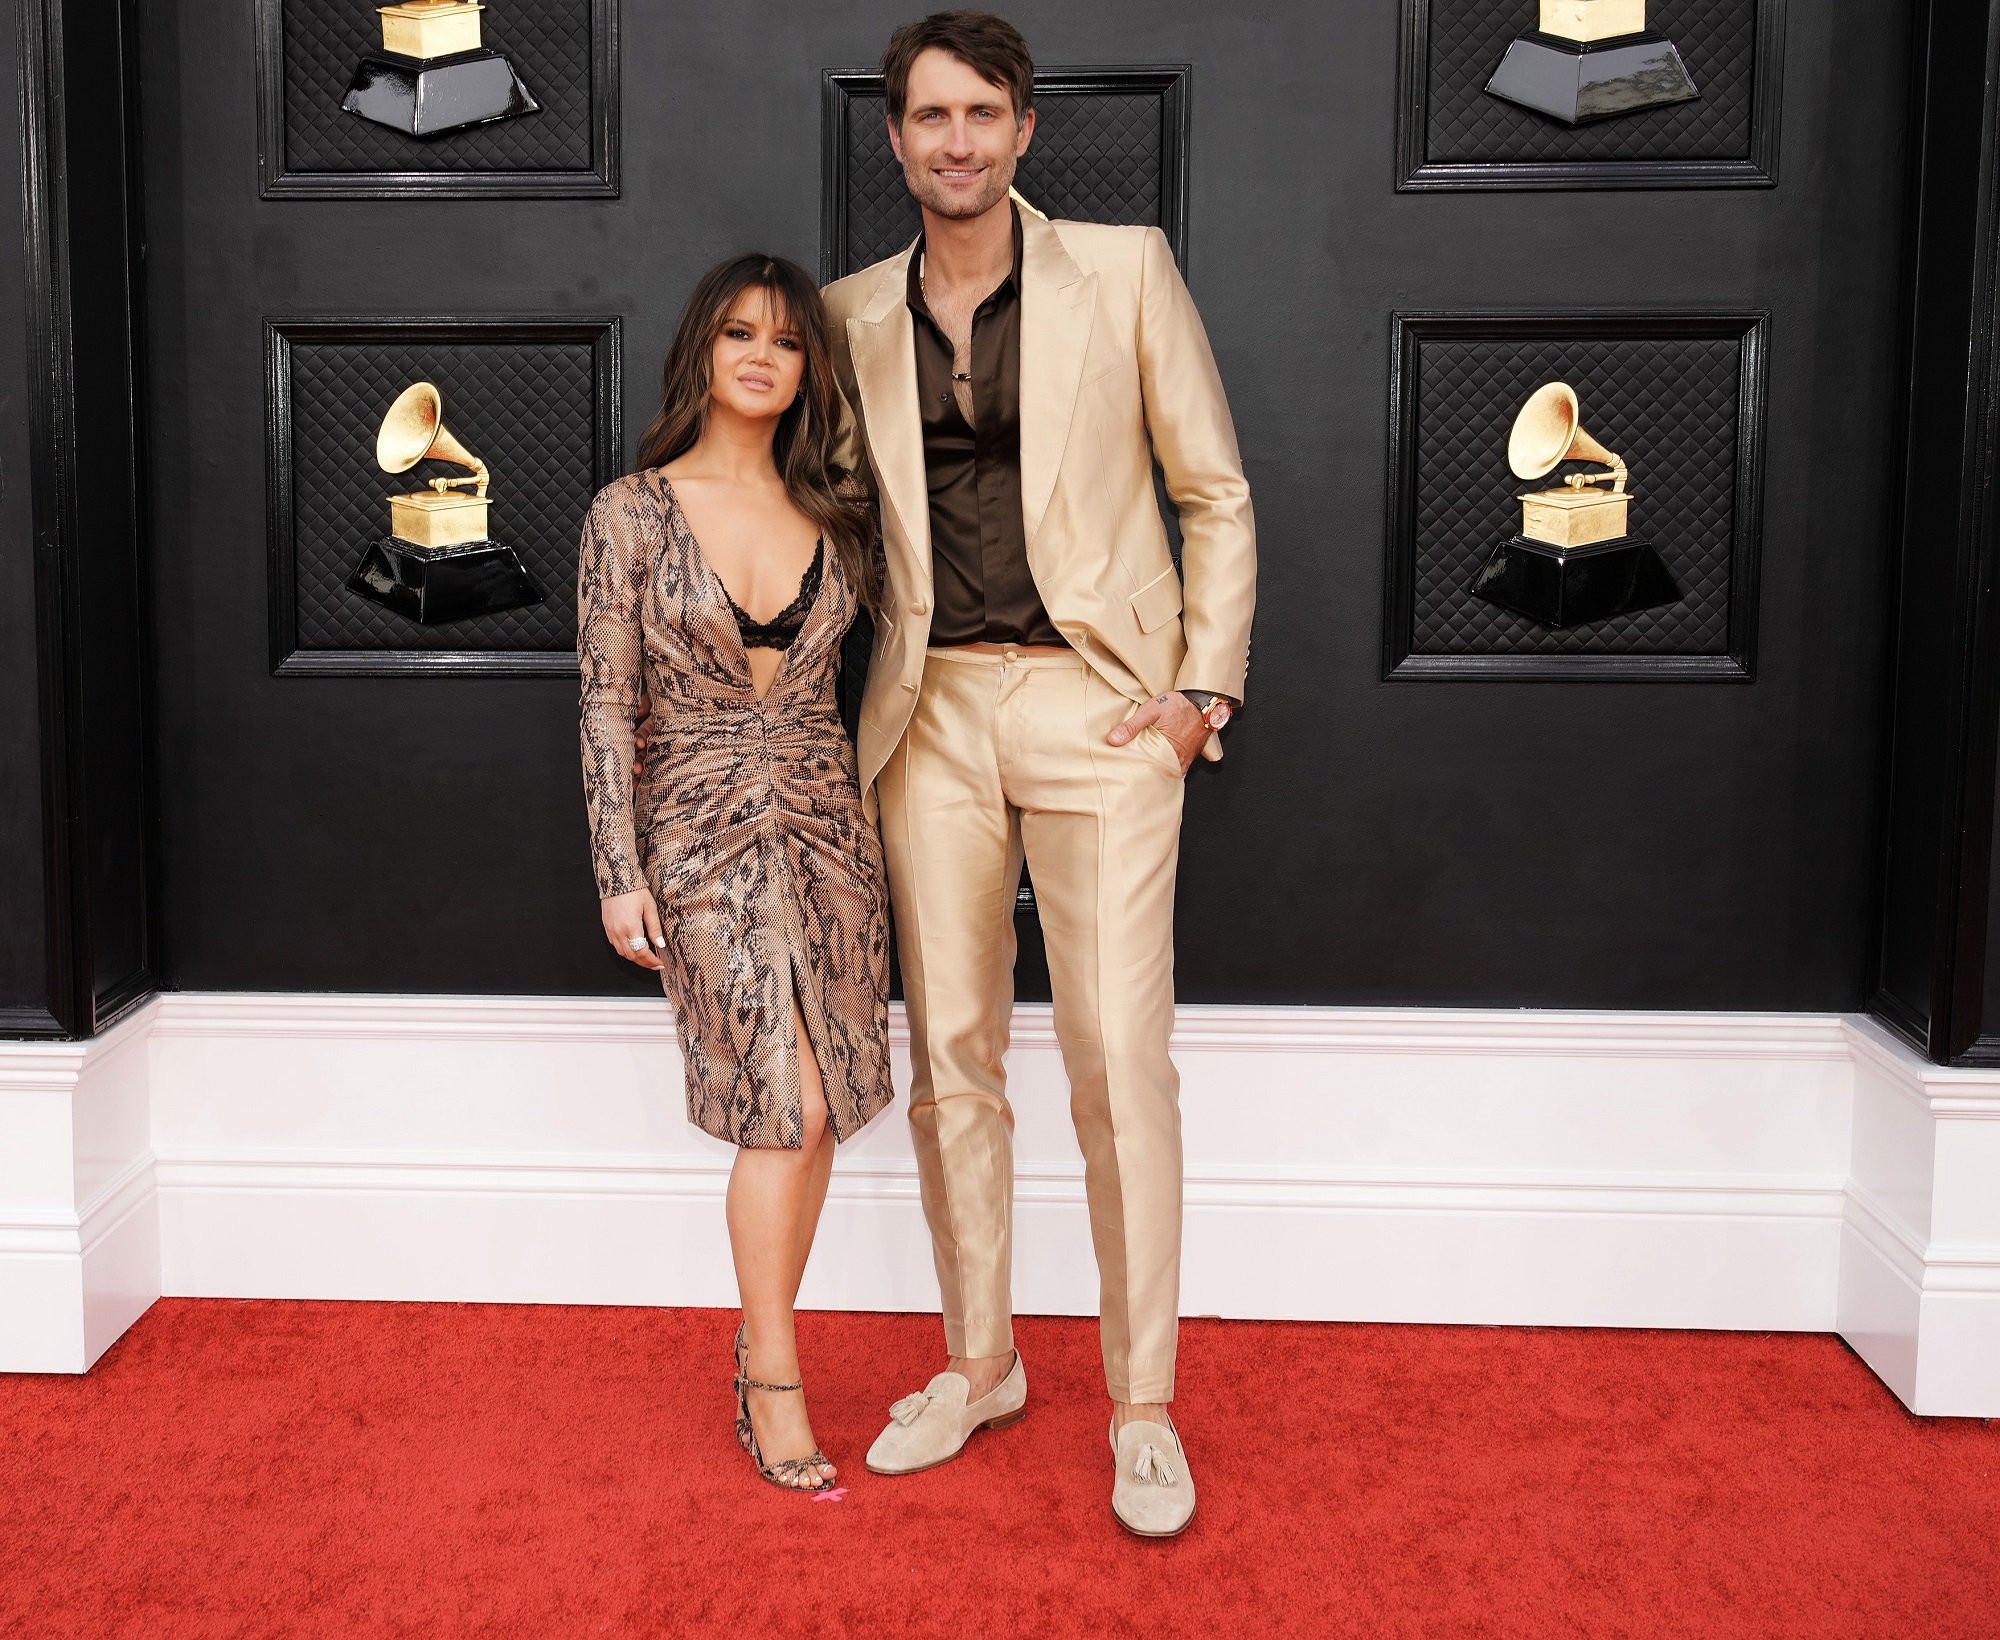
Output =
[
  {"x1": 789, "y1": 1006, "x2": 837, "y2": 1302},
  {"x1": 726, "y1": 1001, "x2": 837, "y2": 1487}
]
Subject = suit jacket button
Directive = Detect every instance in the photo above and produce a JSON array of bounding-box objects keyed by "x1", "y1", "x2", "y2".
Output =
[{"x1": 910, "y1": 600, "x2": 929, "y2": 616}]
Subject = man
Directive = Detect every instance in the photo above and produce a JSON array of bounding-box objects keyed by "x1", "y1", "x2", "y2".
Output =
[{"x1": 825, "y1": 11, "x2": 1255, "y2": 1537}]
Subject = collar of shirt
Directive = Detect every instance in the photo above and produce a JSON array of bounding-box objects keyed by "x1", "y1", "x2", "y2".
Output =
[{"x1": 907, "y1": 200, "x2": 1025, "y2": 325}]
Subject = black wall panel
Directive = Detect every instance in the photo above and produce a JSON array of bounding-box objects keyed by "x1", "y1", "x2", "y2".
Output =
[
  {"x1": 1399, "y1": 0, "x2": 1784, "y2": 188},
  {"x1": 1984, "y1": 762, "x2": 2000, "y2": 1052},
  {"x1": 257, "y1": 0, "x2": 619, "y2": 196},
  {"x1": 266, "y1": 317, "x2": 620, "y2": 673},
  {"x1": 136, "y1": 0, "x2": 1909, "y2": 1009},
  {"x1": 0, "y1": 9, "x2": 48, "y2": 1019},
  {"x1": 1869, "y1": 0, "x2": 2000, "y2": 1062},
  {"x1": 62, "y1": 0, "x2": 155, "y2": 1021},
  {"x1": 5, "y1": 0, "x2": 156, "y2": 1035},
  {"x1": 823, "y1": 67, "x2": 1187, "y2": 279},
  {"x1": 1386, "y1": 312, "x2": 1766, "y2": 678}
]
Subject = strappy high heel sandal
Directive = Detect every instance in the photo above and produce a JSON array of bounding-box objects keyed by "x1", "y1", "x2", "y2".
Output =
[
  {"x1": 731, "y1": 1322, "x2": 752, "y2": 1454},
  {"x1": 737, "y1": 1371, "x2": 836, "y2": 1493}
]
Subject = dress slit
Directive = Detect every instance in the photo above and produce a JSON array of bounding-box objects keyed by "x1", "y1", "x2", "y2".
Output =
[
  {"x1": 784, "y1": 942, "x2": 838, "y2": 1145},
  {"x1": 773, "y1": 852, "x2": 838, "y2": 1147}
]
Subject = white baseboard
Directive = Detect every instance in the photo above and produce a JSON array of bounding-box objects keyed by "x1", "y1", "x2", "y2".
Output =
[
  {"x1": 1836, "y1": 1020, "x2": 2000, "y2": 1415},
  {"x1": 145, "y1": 994, "x2": 1854, "y2": 1328},
  {"x1": 6, "y1": 992, "x2": 1998, "y2": 1413},
  {"x1": 0, "y1": 1014, "x2": 159, "y2": 1371},
  {"x1": 151, "y1": 1148, "x2": 1847, "y2": 1329}
]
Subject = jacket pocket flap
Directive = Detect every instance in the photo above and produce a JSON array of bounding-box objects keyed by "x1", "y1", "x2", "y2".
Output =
[{"x1": 1130, "y1": 567, "x2": 1185, "y2": 634}]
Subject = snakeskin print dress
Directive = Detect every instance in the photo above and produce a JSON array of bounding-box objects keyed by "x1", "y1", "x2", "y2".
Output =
[{"x1": 577, "y1": 471, "x2": 894, "y2": 1149}]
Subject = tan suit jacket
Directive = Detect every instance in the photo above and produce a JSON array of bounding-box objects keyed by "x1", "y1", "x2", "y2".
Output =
[{"x1": 824, "y1": 205, "x2": 1256, "y2": 816}]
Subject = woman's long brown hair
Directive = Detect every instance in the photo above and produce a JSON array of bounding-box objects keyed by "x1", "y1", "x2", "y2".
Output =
[{"x1": 634, "y1": 254, "x2": 879, "y2": 610}]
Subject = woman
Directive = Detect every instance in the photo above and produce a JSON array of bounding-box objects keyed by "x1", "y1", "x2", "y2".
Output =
[{"x1": 576, "y1": 254, "x2": 891, "y2": 1493}]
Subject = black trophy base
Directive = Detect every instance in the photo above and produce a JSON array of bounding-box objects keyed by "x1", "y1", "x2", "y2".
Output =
[
  {"x1": 1485, "y1": 31, "x2": 1700, "y2": 124},
  {"x1": 1469, "y1": 533, "x2": 1680, "y2": 629},
  {"x1": 347, "y1": 536, "x2": 544, "y2": 625},
  {"x1": 341, "y1": 48, "x2": 540, "y2": 138}
]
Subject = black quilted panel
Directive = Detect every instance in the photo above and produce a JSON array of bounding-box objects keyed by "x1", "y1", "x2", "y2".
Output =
[
  {"x1": 286, "y1": 339, "x2": 599, "y2": 650},
  {"x1": 838, "y1": 84, "x2": 1171, "y2": 275},
  {"x1": 280, "y1": 0, "x2": 594, "y2": 173},
  {"x1": 1407, "y1": 332, "x2": 1743, "y2": 655},
  {"x1": 1422, "y1": 0, "x2": 1756, "y2": 163}
]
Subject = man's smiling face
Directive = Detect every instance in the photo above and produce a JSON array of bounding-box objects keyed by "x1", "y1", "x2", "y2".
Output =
[{"x1": 888, "y1": 46, "x2": 1035, "y2": 222}]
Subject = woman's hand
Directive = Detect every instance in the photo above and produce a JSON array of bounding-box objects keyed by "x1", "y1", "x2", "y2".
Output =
[{"x1": 601, "y1": 889, "x2": 666, "y2": 970}]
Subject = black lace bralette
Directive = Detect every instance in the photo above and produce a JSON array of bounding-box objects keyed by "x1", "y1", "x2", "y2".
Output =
[{"x1": 723, "y1": 541, "x2": 824, "y2": 651}]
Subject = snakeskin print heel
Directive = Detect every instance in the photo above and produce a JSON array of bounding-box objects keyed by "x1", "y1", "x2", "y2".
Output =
[
  {"x1": 732, "y1": 1322, "x2": 752, "y2": 1454},
  {"x1": 738, "y1": 1371, "x2": 837, "y2": 1493}
]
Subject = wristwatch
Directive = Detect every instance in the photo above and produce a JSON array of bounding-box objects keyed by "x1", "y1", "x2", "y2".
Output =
[{"x1": 1181, "y1": 690, "x2": 1235, "y2": 732}]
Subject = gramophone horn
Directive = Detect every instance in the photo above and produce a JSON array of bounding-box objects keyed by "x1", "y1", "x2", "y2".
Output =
[
  {"x1": 376, "y1": 381, "x2": 490, "y2": 496},
  {"x1": 1507, "y1": 380, "x2": 1626, "y2": 493}
]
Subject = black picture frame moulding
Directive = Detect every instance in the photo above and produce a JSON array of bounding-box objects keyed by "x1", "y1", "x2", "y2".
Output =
[
  {"x1": 1396, "y1": 0, "x2": 1785, "y2": 191},
  {"x1": 1383, "y1": 310, "x2": 1770, "y2": 681},
  {"x1": 14, "y1": 0, "x2": 161, "y2": 1037},
  {"x1": 264, "y1": 315, "x2": 622, "y2": 677},
  {"x1": 255, "y1": 0, "x2": 620, "y2": 199},
  {"x1": 819, "y1": 66, "x2": 1191, "y2": 283},
  {"x1": 1865, "y1": 0, "x2": 2000, "y2": 1064}
]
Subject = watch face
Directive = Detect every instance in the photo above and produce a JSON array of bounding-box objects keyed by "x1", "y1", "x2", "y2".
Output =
[{"x1": 1205, "y1": 700, "x2": 1232, "y2": 730}]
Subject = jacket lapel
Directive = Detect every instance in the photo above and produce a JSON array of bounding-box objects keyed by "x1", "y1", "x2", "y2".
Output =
[
  {"x1": 1018, "y1": 209, "x2": 1097, "y2": 545},
  {"x1": 844, "y1": 242, "x2": 931, "y2": 596}
]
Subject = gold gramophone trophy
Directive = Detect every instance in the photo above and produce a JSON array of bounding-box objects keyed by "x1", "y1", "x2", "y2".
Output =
[
  {"x1": 341, "y1": 1, "x2": 540, "y2": 138},
  {"x1": 1468, "y1": 381, "x2": 1679, "y2": 628},
  {"x1": 1486, "y1": 0, "x2": 1699, "y2": 124},
  {"x1": 345, "y1": 381, "x2": 543, "y2": 625}
]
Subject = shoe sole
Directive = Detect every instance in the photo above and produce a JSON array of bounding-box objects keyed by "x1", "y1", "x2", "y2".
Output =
[
  {"x1": 864, "y1": 1405, "x2": 1028, "y2": 1476},
  {"x1": 1113, "y1": 1501, "x2": 1196, "y2": 1539}
]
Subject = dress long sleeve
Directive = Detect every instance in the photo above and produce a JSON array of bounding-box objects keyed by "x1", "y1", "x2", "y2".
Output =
[{"x1": 577, "y1": 487, "x2": 646, "y2": 898}]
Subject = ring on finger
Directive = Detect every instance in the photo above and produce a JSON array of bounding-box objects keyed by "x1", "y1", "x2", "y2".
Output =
[{"x1": 625, "y1": 936, "x2": 649, "y2": 952}]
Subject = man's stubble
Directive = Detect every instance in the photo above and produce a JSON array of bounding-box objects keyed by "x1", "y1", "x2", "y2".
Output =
[{"x1": 899, "y1": 142, "x2": 1019, "y2": 223}]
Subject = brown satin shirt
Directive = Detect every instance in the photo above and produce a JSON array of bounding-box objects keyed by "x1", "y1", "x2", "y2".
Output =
[{"x1": 907, "y1": 206, "x2": 1064, "y2": 648}]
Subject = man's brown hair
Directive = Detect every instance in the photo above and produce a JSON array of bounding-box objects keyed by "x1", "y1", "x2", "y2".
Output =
[{"x1": 881, "y1": 11, "x2": 1035, "y2": 125}]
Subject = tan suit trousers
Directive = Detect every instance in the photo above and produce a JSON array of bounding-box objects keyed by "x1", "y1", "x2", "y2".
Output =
[{"x1": 877, "y1": 644, "x2": 1185, "y2": 1404}]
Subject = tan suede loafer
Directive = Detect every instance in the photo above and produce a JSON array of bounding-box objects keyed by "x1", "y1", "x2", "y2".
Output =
[
  {"x1": 1110, "y1": 1416, "x2": 1196, "y2": 1537},
  {"x1": 864, "y1": 1351, "x2": 1028, "y2": 1475}
]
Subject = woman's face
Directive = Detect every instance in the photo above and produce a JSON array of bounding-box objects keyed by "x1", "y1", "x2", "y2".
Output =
[{"x1": 708, "y1": 287, "x2": 805, "y2": 423}]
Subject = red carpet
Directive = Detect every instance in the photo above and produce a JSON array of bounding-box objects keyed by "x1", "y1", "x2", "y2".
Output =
[{"x1": 3, "y1": 1302, "x2": 1996, "y2": 1638}]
